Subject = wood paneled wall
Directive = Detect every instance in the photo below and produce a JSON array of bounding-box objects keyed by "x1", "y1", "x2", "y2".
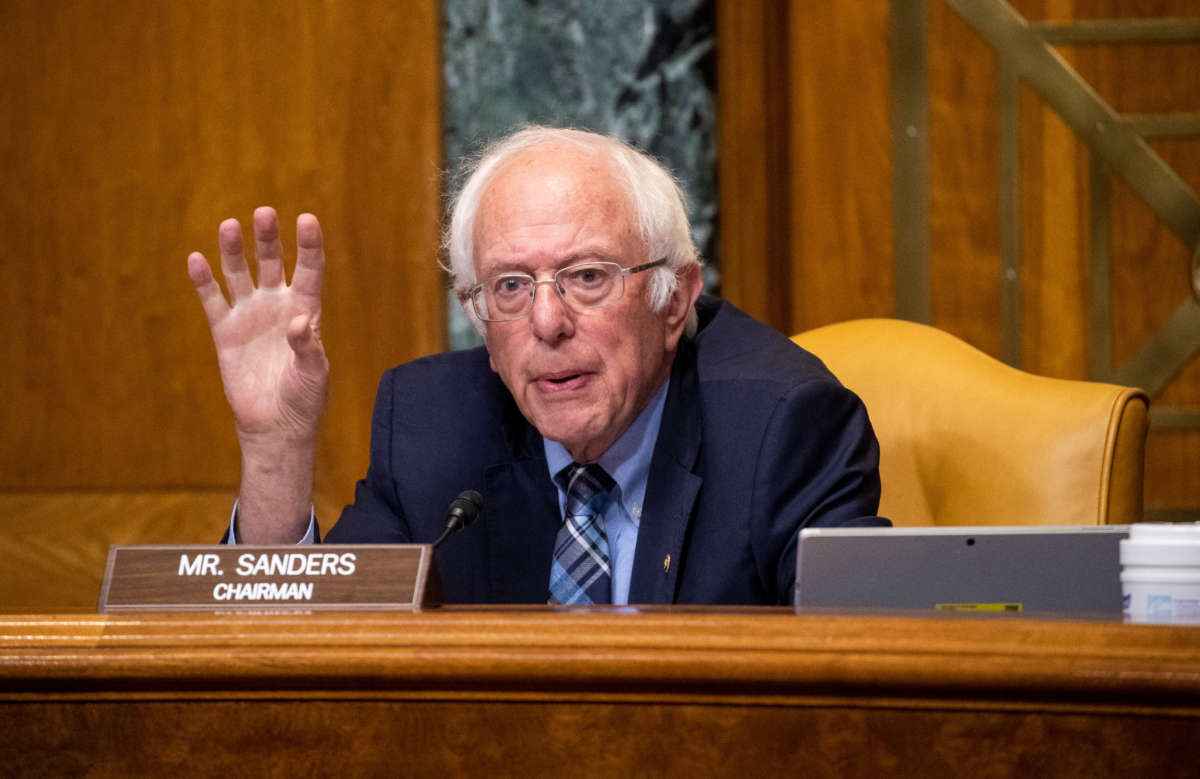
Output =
[
  {"x1": 0, "y1": 2, "x2": 443, "y2": 535},
  {"x1": 717, "y1": 2, "x2": 896, "y2": 332},
  {"x1": 719, "y1": 0, "x2": 1200, "y2": 514},
  {"x1": 3, "y1": 0, "x2": 1196, "y2": 607},
  {"x1": 1071, "y1": 0, "x2": 1200, "y2": 512}
]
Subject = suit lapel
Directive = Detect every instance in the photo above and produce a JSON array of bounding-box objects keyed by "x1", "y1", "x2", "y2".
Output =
[
  {"x1": 483, "y1": 425, "x2": 560, "y2": 603},
  {"x1": 628, "y1": 342, "x2": 703, "y2": 604}
]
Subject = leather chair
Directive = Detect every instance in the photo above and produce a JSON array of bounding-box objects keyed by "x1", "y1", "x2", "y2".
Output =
[{"x1": 792, "y1": 319, "x2": 1149, "y2": 526}]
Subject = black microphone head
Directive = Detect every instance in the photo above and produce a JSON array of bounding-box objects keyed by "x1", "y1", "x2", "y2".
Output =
[
  {"x1": 447, "y1": 489, "x2": 484, "y2": 528},
  {"x1": 434, "y1": 490, "x2": 484, "y2": 550}
]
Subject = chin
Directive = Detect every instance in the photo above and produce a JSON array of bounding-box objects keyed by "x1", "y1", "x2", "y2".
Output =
[
  {"x1": 535, "y1": 416, "x2": 605, "y2": 457},
  {"x1": 538, "y1": 423, "x2": 590, "y2": 452}
]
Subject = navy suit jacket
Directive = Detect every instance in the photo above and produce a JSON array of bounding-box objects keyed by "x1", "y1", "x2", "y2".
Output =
[{"x1": 322, "y1": 297, "x2": 886, "y2": 605}]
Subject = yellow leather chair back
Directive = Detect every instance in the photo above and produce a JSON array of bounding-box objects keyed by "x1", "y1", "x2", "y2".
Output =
[{"x1": 792, "y1": 319, "x2": 1148, "y2": 526}]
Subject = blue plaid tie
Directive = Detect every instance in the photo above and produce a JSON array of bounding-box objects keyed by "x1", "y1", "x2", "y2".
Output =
[{"x1": 548, "y1": 462, "x2": 616, "y2": 605}]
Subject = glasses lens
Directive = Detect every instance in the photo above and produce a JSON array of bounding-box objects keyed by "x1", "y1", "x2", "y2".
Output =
[
  {"x1": 477, "y1": 275, "x2": 533, "y2": 320},
  {"x1": 558, "y1": 263, "x2": 620, "y2": 310}
]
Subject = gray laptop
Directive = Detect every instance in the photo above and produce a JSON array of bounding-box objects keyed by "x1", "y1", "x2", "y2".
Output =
[{"x1": 794, "y1": 525, "x2": 1129, "y2": 615}]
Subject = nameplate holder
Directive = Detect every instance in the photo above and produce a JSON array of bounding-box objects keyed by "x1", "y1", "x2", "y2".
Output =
[{"x1": 98, "y1": 544, "x2": 441, "y2": 612}]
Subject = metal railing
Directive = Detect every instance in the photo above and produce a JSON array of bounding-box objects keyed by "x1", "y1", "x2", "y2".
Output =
[{"x1": 892, "y1": 0, "x2": 1200, "y2": 432}]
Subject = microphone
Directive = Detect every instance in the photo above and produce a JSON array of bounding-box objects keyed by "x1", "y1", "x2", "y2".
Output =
[{"x1": 432, "y1": 490, "x2": 484, "y2": 550}]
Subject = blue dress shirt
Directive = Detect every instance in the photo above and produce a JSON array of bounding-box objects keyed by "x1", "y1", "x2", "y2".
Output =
[{"x1": 542, "y1": 379, "x2": 669, "y2": 606}]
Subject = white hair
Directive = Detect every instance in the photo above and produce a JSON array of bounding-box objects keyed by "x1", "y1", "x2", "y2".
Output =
[{"x1": 443, "y1": 126, "x2": 701, "y2": 317}]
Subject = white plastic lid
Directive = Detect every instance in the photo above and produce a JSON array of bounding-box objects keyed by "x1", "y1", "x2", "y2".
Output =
[
  {"x1": 1128, "y1": 522, "x2": 1200, "y2": 542},
  {"x1": 1120, "y1": 566, "x2": 1200, "y2": 582},
  {"x1": 1120, "y1": 538, "x2": 1200, "y2": 566}
]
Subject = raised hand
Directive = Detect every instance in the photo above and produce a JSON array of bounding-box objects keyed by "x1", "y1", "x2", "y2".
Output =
[
  {"x1": 188, "y1": 207, "x2": 329, "y2": 442},
  {"x1": 187, "y1": 207, "x2": 329, "y2": 542}
]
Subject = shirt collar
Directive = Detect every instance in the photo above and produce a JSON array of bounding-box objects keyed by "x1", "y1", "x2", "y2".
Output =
[{"x1": 543, "y1": 377, "x2": 670, "y2": 524}]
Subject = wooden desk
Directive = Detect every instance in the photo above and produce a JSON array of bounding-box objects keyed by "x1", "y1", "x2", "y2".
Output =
[{"x1": 2, "y1": 608, "x2": 1198, "y2": 776}]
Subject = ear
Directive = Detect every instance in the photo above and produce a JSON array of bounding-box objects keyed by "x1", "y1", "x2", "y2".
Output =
[
  {"x1": 663, "y1": 263, "x2": 702, "y2": 352},
  {"x1": 458, "y1": 291, "x2": 489, "y2": 341}
]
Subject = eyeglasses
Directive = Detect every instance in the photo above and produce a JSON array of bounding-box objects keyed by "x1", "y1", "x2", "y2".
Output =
[{"x1": 467, "y1": 258, "x2": 667, "y2": 323}]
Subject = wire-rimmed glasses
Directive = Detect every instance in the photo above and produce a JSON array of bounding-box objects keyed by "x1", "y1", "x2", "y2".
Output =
[{"x1": 467, "y1": 258, "x2": 667, "y2": 323}]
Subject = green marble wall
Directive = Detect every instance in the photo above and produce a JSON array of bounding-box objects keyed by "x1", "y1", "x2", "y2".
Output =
[{"x1": 442, "y1": 0, "x2": 716, "y2": 348}]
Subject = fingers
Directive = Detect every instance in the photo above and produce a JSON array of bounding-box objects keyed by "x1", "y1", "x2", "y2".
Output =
[
  {"x1": 187, "y1": 251, "x2": 231, "y2": 327},
  {"x1": 291, "y1": 213, "x2": 325, "y2": 300},
  {"x1": 286, "y1": 313, "x2": 329, "y2": 377},
  {"x1": 205, "y1": 208, "x2": 319, "y2": 305},
  {"x1": 253, "y1": 206, "x2": 286, "y2": 289},
  {"x1": 217, "y1": 218, "x2": 255, "y2": 302}
]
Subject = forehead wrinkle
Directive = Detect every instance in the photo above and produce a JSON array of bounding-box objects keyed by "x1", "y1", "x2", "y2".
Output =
[
  {"x1": 472, "y1": 146, "x2": 642, "y2": 279},
  {"x1": 482, "y1": 248, "x2": 626, "y2": 275}
]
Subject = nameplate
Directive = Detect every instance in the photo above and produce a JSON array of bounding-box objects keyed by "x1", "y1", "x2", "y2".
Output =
[{"x1": 98, "y1": 545, "x2": 441, "y2": 612}]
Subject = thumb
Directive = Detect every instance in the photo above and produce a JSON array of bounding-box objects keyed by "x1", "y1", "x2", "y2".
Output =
[{"x1": 286, "y1": 314, "x2": 328, "y2": 376}]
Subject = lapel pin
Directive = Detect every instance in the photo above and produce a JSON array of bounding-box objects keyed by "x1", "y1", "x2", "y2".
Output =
[{"x1": 663, "y1": 554, "x2": 671, "y2": 574}]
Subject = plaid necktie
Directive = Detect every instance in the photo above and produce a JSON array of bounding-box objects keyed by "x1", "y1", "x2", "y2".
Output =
[{"x1": 548, "y1": 462, "x2": 616, "y2": 605}]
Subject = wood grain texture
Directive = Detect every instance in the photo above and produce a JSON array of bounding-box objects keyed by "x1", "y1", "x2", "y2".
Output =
[
  {"x1": 717, "y1": 1, "x2": 893, "y2": 336},
  {"x1": 1019, "y1": 91, "x2": 1091, "y2": 381},
  {"x1": 1011, "y1": 0, "x2": 1094, "y2": 383},
  {"x1": 786, "y1": 2, "x2": 895, "y2": 333},
  {"x1": 718, "y1": 0, "x2": 1198, "y2": 512},
  {"x1": 0, "y1": 490, "x2": 247, "y2": 610},
  {"x1": 0, "y1": 488, "x2": 350, "y2": 610},
  {"x1": 715, "y1": 0, "x2": 792, "y2": 330},
  {"x1": 7, "y1": 696, "x2": 1200, "y2": 772},
  {"x1": 927, "y1": 0, "x2": 1007, "y2": 357},
  {"x1": 0, "y1": 1, "x2": 443, "y2": 514},
  {"x1": 1, "y1": 610, "x2": 1199, "y2": 776},
  {"x1": 1068, "y1": 0, "x2": 1200, "y2": 512},
  {"x1": 3, "y1": 610, "x2": 1199, "y2": 704},
  {"x1": 1145, "y1": 430, "x2": 1200, "y2": 507},
  {"x1": 2, "y1": 700, "x2": 1198, "y2": 777}
]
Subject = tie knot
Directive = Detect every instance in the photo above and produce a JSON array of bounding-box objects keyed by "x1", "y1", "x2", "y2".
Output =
[{"x1": 557, "y1": 462, "x2": 616, "y2": 515}]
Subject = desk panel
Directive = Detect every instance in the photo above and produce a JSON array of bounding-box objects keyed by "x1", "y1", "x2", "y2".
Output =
[{"x1": 3, "y1": 609, "x2": 1198, "y2": 776}]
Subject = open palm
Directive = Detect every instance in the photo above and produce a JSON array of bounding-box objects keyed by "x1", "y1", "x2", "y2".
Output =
[{"x1": 187, "y1": 208, "x2": 329, "y2": 442}]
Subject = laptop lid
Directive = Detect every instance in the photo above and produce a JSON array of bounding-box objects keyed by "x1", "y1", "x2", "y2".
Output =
[{"x1": 794, "y1": 525, "x2": 1129, "y2": 615}]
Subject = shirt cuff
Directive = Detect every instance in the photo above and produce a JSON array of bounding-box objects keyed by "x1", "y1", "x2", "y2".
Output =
[{"x1": 226, "y1": 500, "x2": 317, "y2": 545}]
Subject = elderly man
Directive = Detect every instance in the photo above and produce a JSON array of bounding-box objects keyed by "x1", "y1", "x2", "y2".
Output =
[{"x1": 187, "y1": 126, "x2": 886, "y2": 606}]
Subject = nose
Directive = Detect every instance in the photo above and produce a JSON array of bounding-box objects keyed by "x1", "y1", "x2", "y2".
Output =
[{"x1": 528, "y1": 278, "x2": 574, "y2": 342}]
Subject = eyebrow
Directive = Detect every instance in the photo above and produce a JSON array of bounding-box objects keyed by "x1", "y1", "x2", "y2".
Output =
[{"x1": 482, "y1": 250, "x2": 625, "y2": 276}]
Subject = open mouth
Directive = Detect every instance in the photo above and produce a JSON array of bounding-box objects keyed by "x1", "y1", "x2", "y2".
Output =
[{"x1": 538, "y1": 371, "x2": 591, "y2": 391}]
